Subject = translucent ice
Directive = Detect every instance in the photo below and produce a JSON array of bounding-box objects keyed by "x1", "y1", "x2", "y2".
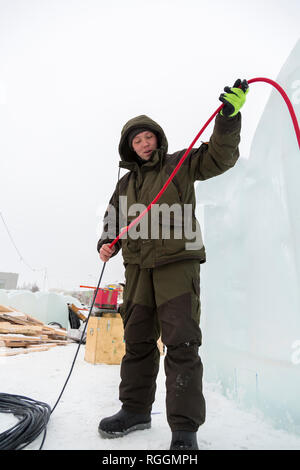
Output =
[
  {"x1": 196, "y1": 40, "x2": 300, "y2": 433},
  {"x1": 0, "y1": 289, "x2": 70, "y2": 328}
]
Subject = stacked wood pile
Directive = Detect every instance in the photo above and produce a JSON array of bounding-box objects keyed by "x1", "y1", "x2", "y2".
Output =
[{"x1": 0, "y1": 304, "x2": 70, "y2": 356}]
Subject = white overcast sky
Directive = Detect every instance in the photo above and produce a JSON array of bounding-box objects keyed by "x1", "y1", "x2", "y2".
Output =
[{"x1": 0, "y1": 0, "x2": 299, "y2": 291}]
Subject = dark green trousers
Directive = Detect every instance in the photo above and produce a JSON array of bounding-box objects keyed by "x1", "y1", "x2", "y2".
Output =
[{"x1": 119, "y1": 259, "x2": 206, "y2": 432}]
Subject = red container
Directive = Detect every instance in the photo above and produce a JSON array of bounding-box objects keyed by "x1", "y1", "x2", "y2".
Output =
[{"x1": 94, "y1": 288, "x2": 118, "y2": 310}]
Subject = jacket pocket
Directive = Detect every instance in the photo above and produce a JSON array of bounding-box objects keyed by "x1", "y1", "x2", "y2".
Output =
[
  {"x1": 122, "y1": 237, "x2": 141, "y2": 262},
  {"x1": 126, "y1": 238, "x2": 140, "y2": 253},
  {"x1": 161, "y1": 237, "x2": 185, "y2": 256}
]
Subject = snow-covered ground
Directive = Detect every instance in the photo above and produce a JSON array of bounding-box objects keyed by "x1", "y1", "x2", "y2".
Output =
[{"x1": 1, "y1": 343, "x2": 300, "y2": 451}]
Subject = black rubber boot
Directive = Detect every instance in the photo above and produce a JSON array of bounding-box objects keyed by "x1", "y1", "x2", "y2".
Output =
[
  {"x1": 98, "y1": 408, "x2": 151, "y2": 439},
  {"x1": 170, "y1": 431, "x2": 199, "y2": 450}
]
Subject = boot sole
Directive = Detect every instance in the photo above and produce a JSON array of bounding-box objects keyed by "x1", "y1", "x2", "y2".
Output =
[{"x1": 98, "y1": 421, "x2": 151, "y2": 439}]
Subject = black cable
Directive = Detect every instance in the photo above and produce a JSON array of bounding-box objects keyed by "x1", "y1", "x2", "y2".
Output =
[
  {"x1": 0, "y1": 262, "x2": 107, "y2": 450},
  {"x1": 0, "y1": 394, "x2": 51, "y2": 450}
]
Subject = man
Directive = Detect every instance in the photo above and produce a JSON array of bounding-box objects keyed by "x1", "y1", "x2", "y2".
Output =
[{"x1": 97, "y1": 80, "x2": 249, "y2": 450}]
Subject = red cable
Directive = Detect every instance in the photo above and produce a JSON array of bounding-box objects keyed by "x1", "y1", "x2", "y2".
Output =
[
  {"x1": 248, "y1": 77, "x2": 300, "y2": 148},
  {"x1": 109, "y1": 77, "x2": 300, "y2": 249}
]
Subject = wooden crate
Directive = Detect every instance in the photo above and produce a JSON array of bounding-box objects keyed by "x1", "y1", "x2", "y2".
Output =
[
  {"x1": 84, "y1": 314, "x2": 165, "y2": 365},
  {"x1": 84, "y1": 314, "x2": 125, "y2": 365}
]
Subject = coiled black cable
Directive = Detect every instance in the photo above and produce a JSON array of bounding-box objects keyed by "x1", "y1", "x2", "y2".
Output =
[
  {"x1": 0, "y1": 393, "x2": 51, "y2": 450},
  {"x1": 0, "y1": 262, "x2": 107, "y2": 450}
]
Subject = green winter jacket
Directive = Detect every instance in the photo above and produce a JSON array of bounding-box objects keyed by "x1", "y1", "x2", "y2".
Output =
[{"x1": 97, "y1": 113, "x2": 241, "y2": 268}]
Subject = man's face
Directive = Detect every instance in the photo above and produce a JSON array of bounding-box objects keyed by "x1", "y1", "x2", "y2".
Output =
[{"x1": 131, "y1": 131, "x2": 158, "y2": 160}]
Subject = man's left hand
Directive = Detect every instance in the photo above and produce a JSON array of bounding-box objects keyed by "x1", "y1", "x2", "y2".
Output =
[{"x1": 219, "y1": 79, "x2": 249, "y2": 117}]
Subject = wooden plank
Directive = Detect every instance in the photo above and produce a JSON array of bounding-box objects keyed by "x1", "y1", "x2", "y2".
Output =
[
  {"x1": 24, "y1": 342, "x2": 67, "y2": 349},
  {"x1": 23, "y1": 313, "x2": 45, "y2": 326},
  {"x1": 0, "y1": 312, "x2": 29, "y2": 325},
  {"x1": 0, "y1": 334, "x2": 42, "y2": 341},
  {"x1": 0, "y1": 345, "x2": 51, "y2": 356},
  {"x1": 0, "y1": 322, "x2": 44, "y2": 335},
  {"x1": 33, "y1": 338, "x2": 68, "y2": 344},
  {"x1": 0, "y1": 347, "x2": 28, "y2": 356},
  {"x1": 23, "y1": 346, "x2": 52, "y2": 353},
  {"x1": 0, "y1": 320, "x2": 67, "y2": 338},
  {"x1": 0, "y1": 341, "x2": 69, "y2": 356},
  {"x1": 0, "y1": 338, "x2": 42, "y2": 348},
  {"x1": 41, "y1": 325, "x2": 67, "y2": 337},
  {"x1": 0, "y1": 334, "x2": 68, "y2": 347}
]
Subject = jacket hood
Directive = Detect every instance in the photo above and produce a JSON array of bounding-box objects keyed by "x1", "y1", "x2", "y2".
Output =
[{"x1": 118, "y1": 115, "x2": 168, "y2": 163}]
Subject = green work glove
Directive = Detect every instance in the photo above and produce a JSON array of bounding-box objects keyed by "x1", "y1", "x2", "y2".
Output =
[{"x1": 219, "y1": 79, "x2": 249, "y2": 117}]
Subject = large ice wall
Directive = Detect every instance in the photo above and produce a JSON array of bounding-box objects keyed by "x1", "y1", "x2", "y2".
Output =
[{"x1": 196, "y1": 40, "x2": 300, "y2": 433}]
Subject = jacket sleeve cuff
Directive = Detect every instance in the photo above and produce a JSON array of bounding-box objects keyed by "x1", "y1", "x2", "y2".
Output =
[{"x1": 215, "y1": 112, "x2": 241, "y2": 134}]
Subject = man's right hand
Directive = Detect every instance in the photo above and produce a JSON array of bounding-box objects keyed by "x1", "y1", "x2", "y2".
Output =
[{"x1": 99, "y1": 243, "x2": 116, "y2": 262}]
